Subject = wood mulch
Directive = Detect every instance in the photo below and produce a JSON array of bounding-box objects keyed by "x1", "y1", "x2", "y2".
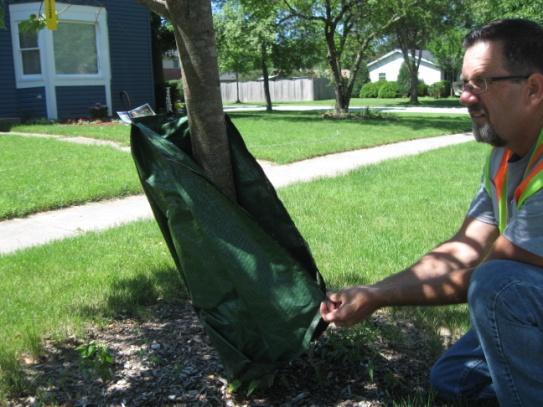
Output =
[{"x1": 7, "y1": 301, "x2": 467, "y2": 406}]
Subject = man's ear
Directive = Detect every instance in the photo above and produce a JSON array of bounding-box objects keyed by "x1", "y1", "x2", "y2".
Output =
[{"x1": 525, "y1": 72, "x2": 543, "y2": 108}]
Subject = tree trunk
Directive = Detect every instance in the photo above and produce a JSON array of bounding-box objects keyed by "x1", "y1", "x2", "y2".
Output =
[
  {"x1": 409, "y1": 69, "x2": 419, "y2": 105},
  {"x1": 261, "y1": 42, "x2": 272, "y2": 112},
  {"x1": 145, "y1": 0, "x2": 236, "y2": 201},
  {"x1": 324, "y1": 29, "x2": 348, "y2": 114},
  {"x1": 235, "y1": 72, "x2": 240, "y2": 103}
]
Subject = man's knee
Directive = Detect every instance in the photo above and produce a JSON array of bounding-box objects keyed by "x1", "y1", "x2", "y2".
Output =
[
  {"x1": 468, "y1": 260, "x2": 543, "y2": 326},
  {"x1": 468, "y1": 260, "x2": 518, "y2": 311}
]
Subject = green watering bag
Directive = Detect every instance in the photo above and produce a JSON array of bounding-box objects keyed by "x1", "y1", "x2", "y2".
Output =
[{"x1": 130, "y1": 114, "x2": 327, "y2": 384}]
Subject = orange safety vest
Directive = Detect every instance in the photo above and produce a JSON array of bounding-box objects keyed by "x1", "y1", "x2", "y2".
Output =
[{"x1": 484, "y1": 130, "x2": 543, "y2": 233}]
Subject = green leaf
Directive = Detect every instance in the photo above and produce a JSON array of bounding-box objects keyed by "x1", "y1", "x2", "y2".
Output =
[{"x1": 227, "y1": 379, "x2": 242, "y2": 393}]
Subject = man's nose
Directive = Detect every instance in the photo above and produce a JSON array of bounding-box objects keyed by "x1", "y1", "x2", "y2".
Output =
[{"x1": 459, "y1": 88, "x2": 480, "y2": 106}]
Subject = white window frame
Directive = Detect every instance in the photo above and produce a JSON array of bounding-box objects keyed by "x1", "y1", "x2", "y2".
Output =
[
  {"x1": 16, "y1": 23, "x2": 42, "y2": 78},
  {"x1": 9, "y1": 2, "x2": 112, "y2": 119}
]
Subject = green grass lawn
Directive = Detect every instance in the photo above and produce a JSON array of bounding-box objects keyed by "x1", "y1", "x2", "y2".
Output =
[
  {"x1": 227, "y1": 96, "x2": 463, "y2": 108},
  {"x1": 279, "y1": 140, "x2": 489, "y2": 333},
  {"x1": 9, "y1": 110, "x2": 470, "y2": 164},
  {"x1": 0, "y1": 135, "x2": 142, "y2": 220},
  {"x1": 0, "y1": 220, "x2": 181, "y2": 396},
  {"x1": 2, "y1": 113, "x2": 470, "y2": 220},
  {"x1": 10, "y1": 122, "x2": 131, "y2": 146},
  {"x1": 0, "y1": 140, "x2": 489, "y2": 398},
  {"x1": 232, "y1": 111, "x2": 471, "y2": 163}
]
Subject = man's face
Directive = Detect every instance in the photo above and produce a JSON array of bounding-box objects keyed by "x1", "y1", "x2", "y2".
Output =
[{"x1": 459, "y1": 41, "x2": 526, "y2": 147}]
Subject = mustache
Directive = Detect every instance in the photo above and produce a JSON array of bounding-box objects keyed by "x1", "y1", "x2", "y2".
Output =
[{"x1": 468, "y1": 105, "x2": 486, "y2": 115}]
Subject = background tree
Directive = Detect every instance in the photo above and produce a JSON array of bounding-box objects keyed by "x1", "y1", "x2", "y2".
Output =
[
  {"x1": 385, "y1": 0, "x2": 457, "y2": 104},
  {"x1": 139, "y1": 0, "x2": 236, "y2": 201},
  {"x1": 214, "y1": 1, "x2": 276, "y2": 111},
  {"x1": 247, "y1": 4, "x2": 276, "y2": 111},
  {"x1": 216, "y1": 0, "x2": 323, "y2": 111},
  {"x1": 270, "y1": 12, "x2": 324, "y2": 77},
  {"x1": 396, "y1": 62, "x2": 411, "y2": 97},
  {"x1": 427, "y1": 27, "x2": 466, "y2": 93},
  {"x1": 214, "y1": 1, "x2": 256, "y2": 103},
  {"x1": 283, "y1": 0, "x2": 411, "y2": 114},
  {"x1": 470, "y1": 0, "x2": 543, "y2": 25}
]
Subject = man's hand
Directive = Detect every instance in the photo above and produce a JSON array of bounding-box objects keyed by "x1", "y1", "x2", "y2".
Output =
[{"x1": 320, "y1": 286, "x2": 382, "y2": 327}]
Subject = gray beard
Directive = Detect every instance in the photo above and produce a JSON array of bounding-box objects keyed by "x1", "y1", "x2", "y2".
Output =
[{"x1": 472, "y1": 122, "x2": 507, "y2": 147}]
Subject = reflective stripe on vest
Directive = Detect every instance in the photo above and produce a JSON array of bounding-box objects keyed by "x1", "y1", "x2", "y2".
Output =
[{"x1": 483, "y1": 130, "x2": 543, "y2": 233}]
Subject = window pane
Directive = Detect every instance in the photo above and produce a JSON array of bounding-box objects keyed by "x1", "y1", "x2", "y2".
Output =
[
  {"x1": 53, "y1": 22, "x2": 98, "y2": 74},
  {"x1": 18, "y1": 25, "x2": 38, "y2": 48},
  {"x1": 21, "y1": 50, "x2": 41, "y2": 74}
]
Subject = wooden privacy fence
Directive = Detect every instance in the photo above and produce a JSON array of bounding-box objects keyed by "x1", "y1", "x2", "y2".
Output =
[{"x1": 220, "y1": 77, "x2": 335, "y2": 103}]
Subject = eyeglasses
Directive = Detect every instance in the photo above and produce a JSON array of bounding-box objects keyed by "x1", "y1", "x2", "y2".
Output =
[{"x1": 453, "y1": 75, "x2": 531, "y2": 96}]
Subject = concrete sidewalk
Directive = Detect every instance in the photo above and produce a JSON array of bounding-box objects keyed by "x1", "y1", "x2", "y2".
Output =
[
  {"x1": 224, "y1": 104, "x2": 468, "y2": 115},
  {"x1": 0, "y1": 133, "x2": 472, "y2": 255}
]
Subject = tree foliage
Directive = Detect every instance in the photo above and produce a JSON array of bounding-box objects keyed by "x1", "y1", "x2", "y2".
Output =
[
  {"x1": 282, "y1": 0, "x2": 412, "y2": 114},
  {"x1": 214, "y1": 2, "x2": 256, "y2": 78},
  {"x1": 215, "y1": 0, "x2": 323, "y2": 110},
  {"x1": 427, "y1": 27, "x2": 466, "y2": 86},
  {"x1": 470, "y1": 0, "x2": 543, "y2": 25},
  {"x1": 397, "y1": 62, "x2": 410, "y2": 97},
  {"x1": 385, "y1": 0, "x2": 464, "y2": 104}
]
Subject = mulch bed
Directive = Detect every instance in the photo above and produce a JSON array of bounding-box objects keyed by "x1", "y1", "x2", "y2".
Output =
[
  {"x1": 59, "y1": 118, "x2": 122, "y2": 126},
  {"x1": 8, "y1": 301, "x2": 459, "y2": 406}
]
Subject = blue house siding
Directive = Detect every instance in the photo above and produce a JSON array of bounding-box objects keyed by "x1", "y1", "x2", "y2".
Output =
[
  {"x1": 107, "y1": 0, "x2": 155, "y2": 112},
  {"x1": 16, "y1": 87, "x2": 46, "y2": 119},
  {"x1": 56, "y1": 86, "x2": 106, "y2": 119},
  {"x1": 0, "y1": 3, "x2": 18, "y2": 118},
  {"x1": 2, "y1": 0, "x2": 155, "y2": 120}
]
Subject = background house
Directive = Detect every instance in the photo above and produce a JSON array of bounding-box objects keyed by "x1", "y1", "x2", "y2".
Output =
[
  {"x1": 367, "y1": 49, "x2": 442, "y2": 84},
  {"x1": 1, "y1": 0, "x2": 155, "y2": 121}
]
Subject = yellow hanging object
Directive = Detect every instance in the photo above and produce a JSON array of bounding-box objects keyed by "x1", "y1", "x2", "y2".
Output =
[{"x1": 45, "y1": 0, "x2": 57, "y2": 30}]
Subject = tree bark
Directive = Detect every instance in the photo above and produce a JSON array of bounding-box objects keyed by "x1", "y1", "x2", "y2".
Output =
[
  {"x1": 261, "y1": 42, "x2": 273, "y2": 112},
  {"x1": 235, "y1": 72, "x2": 240, "y2": 103},
  {"x1": 140, "y1": 0, "x2": 236, "y2": 201},
  {"x1": 324, "y1": 28, "x2": 348, "y2": 114},
  {"x1": 409, "y1": 69, "x2": 419, "y2": 104}
]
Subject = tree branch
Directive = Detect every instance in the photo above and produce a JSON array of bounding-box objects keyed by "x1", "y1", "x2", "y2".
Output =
[
  {"x1": 358, "y1": 10, "x2": 405, "y2": 52},
  {"x1": 282, "y1": 0, "x2": 325, "y2": 22},
  {"x1": 337, "y1": 18, "x2": 353, "y2": 58},
  {"x1": 137, "y1": 0, "x2": 169, "y2": 18}
]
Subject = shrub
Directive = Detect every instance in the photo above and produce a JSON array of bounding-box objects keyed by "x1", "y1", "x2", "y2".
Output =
[
  {"x1": 359, "y1": 80, "x2": 384, "y2": 98},
  {"x1": 377, "y1": 81, "x2": 399, "y2": 98},
  {"x1": 351, "y1": 67, "x2": 369, "y2": 97},
  {"x1": 397, "y1": 62, "x2": 410, "y2": 97},
  {"x1": 166, "y1": 79, "x2": 185, "y2": 103},
  {"x1": 417, "y1": 80, "x2": 427, "y2": 97},
  {"x1": 397, "y1": 62, "x2": 430, "y2": 97},
  {"x1": 88, "y1": 103, "x2": 108, "y2": 120},
  {"x1": 428, "y1": 80, "x2": 451, "y2": 98}
]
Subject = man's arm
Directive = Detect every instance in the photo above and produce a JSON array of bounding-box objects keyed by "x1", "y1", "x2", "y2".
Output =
[
  {"x1": 487, "y1": 234, "x2": 543, "y2": 267},
  {"x1": 320, "y1": 216, "x2": 499, "y2": 326}
]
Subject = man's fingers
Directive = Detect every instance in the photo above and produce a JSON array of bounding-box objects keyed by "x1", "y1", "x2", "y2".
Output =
[{"x1": 327, "y1": 291, "x2": 343, "y2": 303}]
